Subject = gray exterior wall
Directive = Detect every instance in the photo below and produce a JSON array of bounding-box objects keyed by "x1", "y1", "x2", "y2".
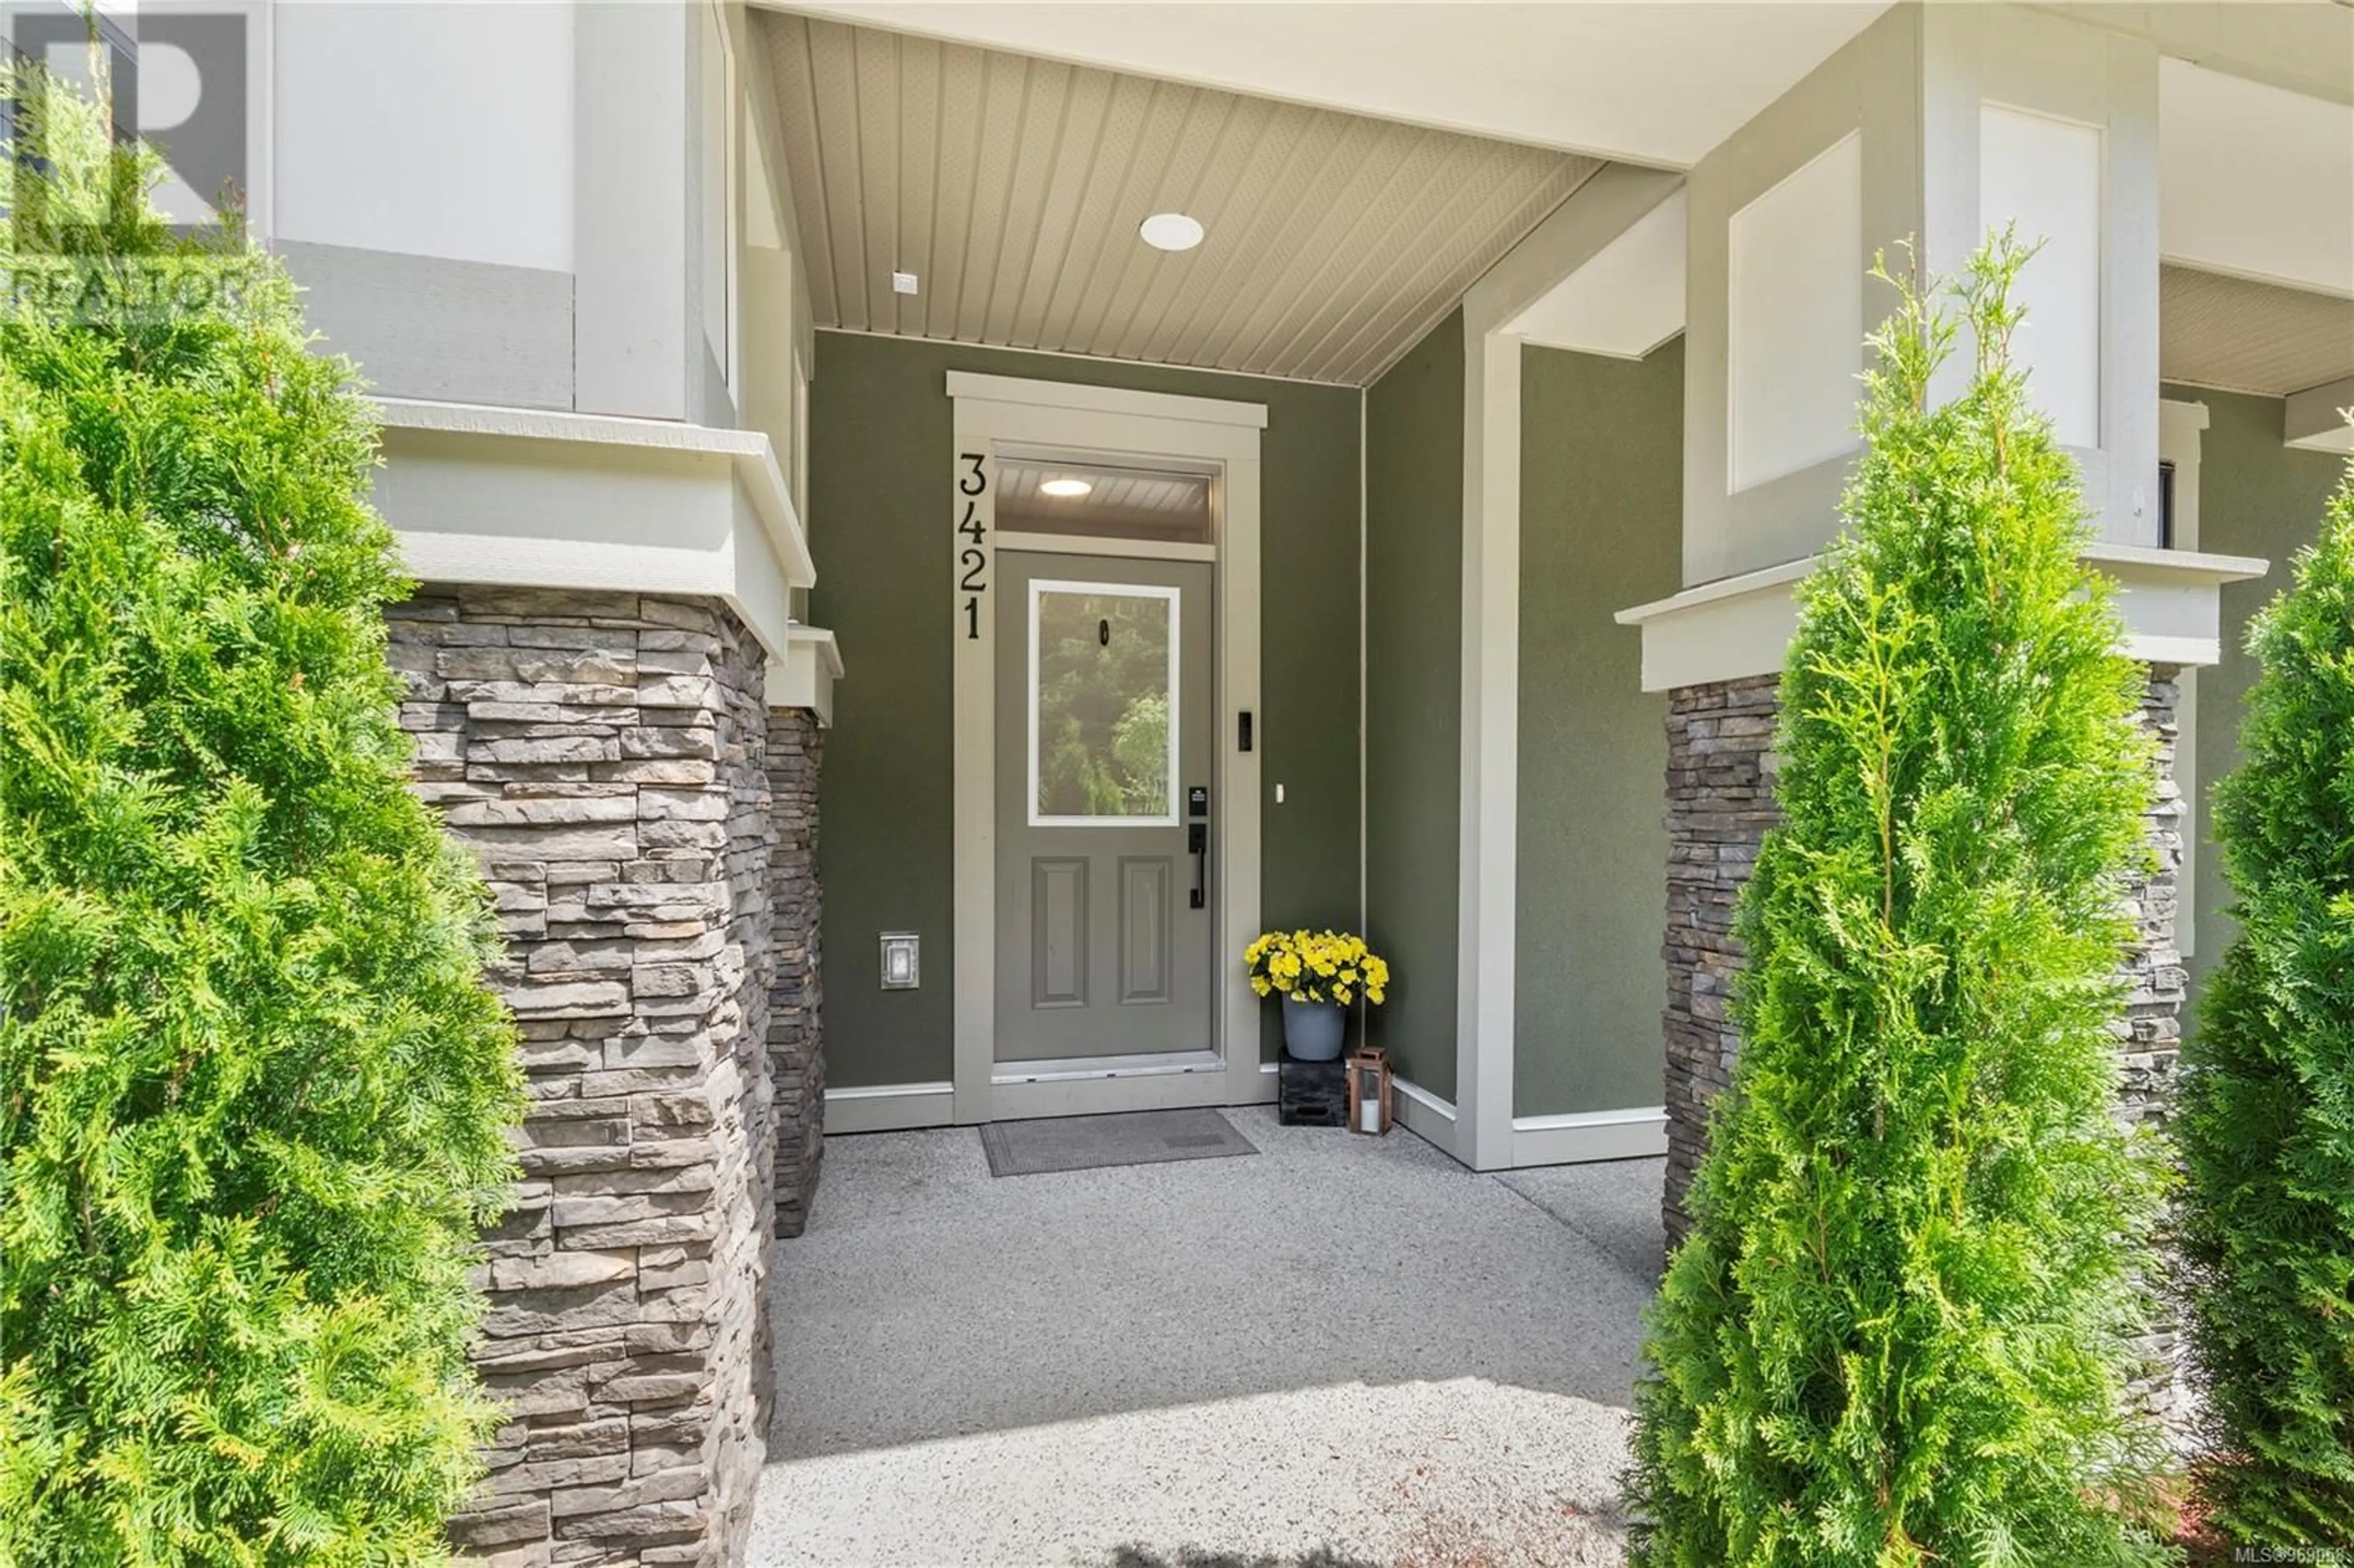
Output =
[
  {"x1": 2174, "y1": 386, "x2": 2348, "y2": 1005},
  {"x1": 1514, "y1": 340, "x2": 1683, "y2": 1118},
  {"x1": 1363, "y1": 311, "x2": 1465, "y2": 1099},
  {"x1": 807, "y1": 330, "x2": 1363, "y2": 1088}
]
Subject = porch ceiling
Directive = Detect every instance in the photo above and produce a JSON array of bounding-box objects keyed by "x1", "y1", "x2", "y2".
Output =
[
  {"x1": 756, "y1": 12, "x2": 1601, "y2": 386},
  {"x1": 2160, "y1": 265, "x2": 2354, "y2": 399}
]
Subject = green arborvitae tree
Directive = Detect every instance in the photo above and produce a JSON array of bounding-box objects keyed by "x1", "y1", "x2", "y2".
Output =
[
  {"x1": 0, "y1": 66, "x2": 522, "y2": 1562},
  {"x1": 1625, "y1": 233, "x2": 2173, "y2": 1567},
  {"x1": 2177, "y1": 455, "x2": 2354, "y2": 1545}
]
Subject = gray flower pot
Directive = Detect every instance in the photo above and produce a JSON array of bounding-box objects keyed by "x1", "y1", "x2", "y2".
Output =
[{"x1": 1281, "y1": 995, "x2": 1346, "y2": 1061}]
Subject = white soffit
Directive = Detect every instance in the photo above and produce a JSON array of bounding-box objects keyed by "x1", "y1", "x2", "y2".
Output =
[
  {"x1": 1503, "y1": 187, "x2": 1686, "y2": 359},
  {"x1": 2160, "y1": 57, "x2": 2354, "y2": 297},
  {"x1": 759, "y1": 12, "x2": 1601, "y2": 384},
  {"x1": 2162, "y1": 265, "x2": 2354, "y2": 398},
  {"x1": 771, "y1": 1, "x2": 1892, "y2": 169}
]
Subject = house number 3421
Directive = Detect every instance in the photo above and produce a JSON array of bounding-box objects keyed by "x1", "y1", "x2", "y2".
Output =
[{"x1": 956, "y1": 451, "x2": 987, "y2": 640}]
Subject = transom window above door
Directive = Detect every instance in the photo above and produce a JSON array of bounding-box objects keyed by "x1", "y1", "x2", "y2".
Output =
[
  {"x1": 997, "y1": 457, "x2": 1214, "y2": 546},
  {"x1": 1027, "y1": 580, "x2": 1181, "y2": 826}
]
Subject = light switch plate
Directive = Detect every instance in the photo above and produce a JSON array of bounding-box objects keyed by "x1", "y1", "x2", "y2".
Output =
[
  {"x1": 880, "y1": 932, "x2": 920, "y2": 989},
  {"x1": 891, "y1": 271, "x2": 919, "y2": 295}
]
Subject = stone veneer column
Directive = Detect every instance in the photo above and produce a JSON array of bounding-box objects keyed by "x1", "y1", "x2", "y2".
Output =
[
  {"x1": 1659, "y1": 675, "x2": 1783, "y2": 1246},
  {"x1": 764, "y1": 710, "x2": 824, "y2": 1239},
  {"x1": 1658, "y1": 669, "x2": 2190, "y2": 1270},
  {"x1": 388, "y1": 585, "x2": 795, "y2": 1567}
]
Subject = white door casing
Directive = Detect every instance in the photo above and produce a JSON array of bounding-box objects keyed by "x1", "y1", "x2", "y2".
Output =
[{"x1": 947, "y1": 371, "x2": 1266, "y2": 1123}]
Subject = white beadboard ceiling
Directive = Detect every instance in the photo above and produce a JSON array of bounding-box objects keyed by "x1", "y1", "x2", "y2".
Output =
[
  {"x1": 758, "y1": 12, "x2": 1601, "y2": 385},
  {"x1": 2161, "y1": 265, "x2": 2354, "y2": 398}
]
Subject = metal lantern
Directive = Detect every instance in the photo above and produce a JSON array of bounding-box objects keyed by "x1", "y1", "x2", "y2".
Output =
[{"x1": 1346, "y1": 1045, "x2": 1392, "y2": 1136}]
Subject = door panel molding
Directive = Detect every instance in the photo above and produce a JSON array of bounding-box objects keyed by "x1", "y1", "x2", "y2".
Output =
[
  {"x1": 1118, "y1": 856, "x2": 1175, "y2": 1006},
  {"x1": 950, "y1": 375, "x2": 1267, "y2": 1123},
  {"x1": 1029, "y1": 858, "x2": 1089, "y2": 1009}
]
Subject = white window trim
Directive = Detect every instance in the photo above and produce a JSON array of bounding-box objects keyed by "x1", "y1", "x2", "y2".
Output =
[{"x1": 1026, "y1": 577, "x2": 1183, "y2": 829}]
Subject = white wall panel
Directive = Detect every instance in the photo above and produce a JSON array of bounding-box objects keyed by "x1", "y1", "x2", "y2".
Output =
[
  {"x1": 1981, "y1": 105, "x2": 2102, "y2": 449},
  {"x1": 273, "y1": 2, "x2": 573, "y2": 272},
  {"x1": 1726, "y1": 132, "x2": 1862, "y2": 493}
]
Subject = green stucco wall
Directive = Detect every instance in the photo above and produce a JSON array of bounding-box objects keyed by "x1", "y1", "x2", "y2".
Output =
[
  {"x1": 809, "y1": 332, "x2": 1363, "y2": 1087},
  {"x1": 1514, "y1": 340, "x2": 1684, "y2": 1118},
  {"x1": 2173, "y1": 385, "x2": 2347, "y2": 1013},
  {"x1": 1363, "y1": 311, "x2": 1465, "y2": 1099}
]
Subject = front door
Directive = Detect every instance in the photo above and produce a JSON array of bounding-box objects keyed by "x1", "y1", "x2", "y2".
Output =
[{"x1": 994, "y1": 551, "x2": 1215, "y2": 1068}]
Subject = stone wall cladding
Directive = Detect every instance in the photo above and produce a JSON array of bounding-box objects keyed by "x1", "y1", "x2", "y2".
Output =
[
  {"x1": 1656, "y1": 667, "x2": 2190, "y2": 1415},
  {"x1": 1659, "y1": 675, "x2": 1783, "y2": 1248},
  {"x1": 764, "y1": 710, "x2": 825, "y2": 1239},
  {"x1": 387, "y1": 586, "x2": 782, "y2": 1567}
]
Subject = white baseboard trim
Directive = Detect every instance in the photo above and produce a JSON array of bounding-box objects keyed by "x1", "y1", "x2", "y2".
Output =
[
  {"x1": 1509, "y1": 1105, "x2": 1667, "y2": 1166},
  {"x1": 824, "y1": 1080, "x2": 954, "y2": 1135},
  {"x1": 1390, "y1": 1076, "x2": 1458, "y2": 1157}
]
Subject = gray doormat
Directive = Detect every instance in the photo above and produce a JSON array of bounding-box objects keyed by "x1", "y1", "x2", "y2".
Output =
[{"x1": 979, "y1": 1108, "x2": 1257, "y2": 1178}]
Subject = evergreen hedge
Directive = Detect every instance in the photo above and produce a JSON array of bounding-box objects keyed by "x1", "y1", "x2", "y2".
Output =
[
  {"x1": 2177, "y1": 455, "x2": 2354, "y2": 1543},
  {"x1": 1626, "y1": 235, "x2": 2172, "y2": 1566},
  {"x1": 0, "y1": 69, "x2": 522, "y2": 1561}
]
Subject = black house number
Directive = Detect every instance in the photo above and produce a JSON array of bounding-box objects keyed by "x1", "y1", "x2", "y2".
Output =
[{"x1": 957, "y1": 451, "x2": 988, "y2": 640}]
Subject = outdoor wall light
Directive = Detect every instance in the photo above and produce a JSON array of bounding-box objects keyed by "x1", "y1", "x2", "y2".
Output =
[
  {"x1": 1138, "y1": 211, "x2": 1205, "y2": 252},
  {"x1": 880, "y1": 933, "x2": 920, "y2": 989},
  {"x1": 1039, "y1": 478, "x2": 1094, "y2": 498}
]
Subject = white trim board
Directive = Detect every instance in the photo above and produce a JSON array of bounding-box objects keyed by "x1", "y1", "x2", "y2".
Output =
[
  {"x1": 825, "y1": 1081, "x2": 954, "y2": 1135},
  {"x1": 946, "y1": 370, "x2": 1270, "y2": 430},
  {"x1": 1390, "y1": 1076, "x2": 1459, "y2": 1160},
  {"x1": 948, "y1": 373, "x2": 1266, "y2": 1125},
  {"x1": 764, "y1": 626, "x2": 844, "y2": 725},
  {"x1": 1615, "y1": 544, "x2": 2268, "y2": 692},
  {"x1": 1446, "y1": 163, "x2": 1688, "y2": 1173},
  {"x1": 1510, "y1": 1106, "x2": 1669, "y2": 1166},
  {"x1": 370, "y1": 398, "x2": 838, "y2": 709}
]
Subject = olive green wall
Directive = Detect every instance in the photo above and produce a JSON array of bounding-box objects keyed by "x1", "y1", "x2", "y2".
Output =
[
  {"x1": 1363, "y1": 311, "x2": 1465, "y2": 1099},
  {"x1": 2173, "y1": 384, "x2": 2347, "y2": 1011},
  {"x1": 810, "y1": 332, "x2": 1363, "y2": 1087},
  {"x1": 1514, "y1": 340, "x2": 1684, "y2": 1118}
]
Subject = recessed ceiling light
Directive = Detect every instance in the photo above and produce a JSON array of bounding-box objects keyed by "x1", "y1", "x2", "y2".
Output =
[
  {"x1": 1138, "y1": 212, "x2": 1204, "y2": 253},
  {"x1": 1040, "y1": 478, "x2": 1094, "y2": 498}
]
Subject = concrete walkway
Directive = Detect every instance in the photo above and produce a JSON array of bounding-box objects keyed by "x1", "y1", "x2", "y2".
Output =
[{"x1": 749, "y1": 1105, "x2": 1664, "y2": 1567}]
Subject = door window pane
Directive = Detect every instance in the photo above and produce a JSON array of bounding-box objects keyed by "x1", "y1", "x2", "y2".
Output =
[{"x1": 1030, "y1": 582, "x2": 1178, "y2": 824}]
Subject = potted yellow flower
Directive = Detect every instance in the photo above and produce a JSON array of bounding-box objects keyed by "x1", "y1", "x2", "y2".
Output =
[{"x1": 1243, "y1": 929, "x2": 1390, "y2": 1061}]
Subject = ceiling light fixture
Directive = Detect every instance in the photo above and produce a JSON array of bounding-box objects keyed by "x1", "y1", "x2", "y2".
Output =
[
  {"x1": 1039, "y1": 478, "x2": 1094, "y2": 498},
  {"x1": 1138, "y1": 212, "x2": 1205, "y2": 253}
]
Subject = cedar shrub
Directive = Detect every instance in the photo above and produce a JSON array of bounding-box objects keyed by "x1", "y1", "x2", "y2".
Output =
[
  {"x1": 0, "y1": 66, "x2": 523, "y2": 1562},
  {"x1": 2177, "y1": 454, "x2": 2354, "y2": 1544},
  {"x1": 1626, "y1": 234, "x2": 2173, "y2": 1567}
]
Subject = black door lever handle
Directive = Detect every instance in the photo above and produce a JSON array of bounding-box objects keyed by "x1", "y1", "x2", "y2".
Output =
[{"x1": 1188, "y1": 823, "x2": 1208, "y2": 910}]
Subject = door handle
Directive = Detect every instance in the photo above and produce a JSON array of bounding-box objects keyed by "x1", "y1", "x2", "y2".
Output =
[{"x1": 1188, "y1": 823, "x2": 1208, "y2": 910}]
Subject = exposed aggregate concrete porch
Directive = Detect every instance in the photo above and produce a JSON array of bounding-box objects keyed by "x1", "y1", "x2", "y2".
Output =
[{"x1": 751, "y1": 1108, "x2": 1664, "y2": 1567}]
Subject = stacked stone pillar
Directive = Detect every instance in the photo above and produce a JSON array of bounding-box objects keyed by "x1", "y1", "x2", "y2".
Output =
[
  {"x1": 388, "y1": 585, "x2": 817, "y2": 1567},
  {"x1": 1657, "y1": 666, "x2": 2190, "y2": 1407},
  {"x1": 764, "y1": 710, "x2": 825, "y2": 1239}
]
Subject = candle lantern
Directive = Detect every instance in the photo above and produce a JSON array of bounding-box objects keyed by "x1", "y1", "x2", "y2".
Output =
[{"x1": 1346, "y1": 1045, "x2": 1392, "y2": 1136}]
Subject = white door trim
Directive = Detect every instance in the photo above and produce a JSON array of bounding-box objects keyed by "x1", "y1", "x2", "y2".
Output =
[{"x1": 949, "y1": 373, "x2": 1266, "y2": 1124}]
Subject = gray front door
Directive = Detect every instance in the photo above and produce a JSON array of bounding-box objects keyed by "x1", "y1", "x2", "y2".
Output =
[{"x1": 994, "y1": 551, "x2": 1215, "y2": 1065}]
